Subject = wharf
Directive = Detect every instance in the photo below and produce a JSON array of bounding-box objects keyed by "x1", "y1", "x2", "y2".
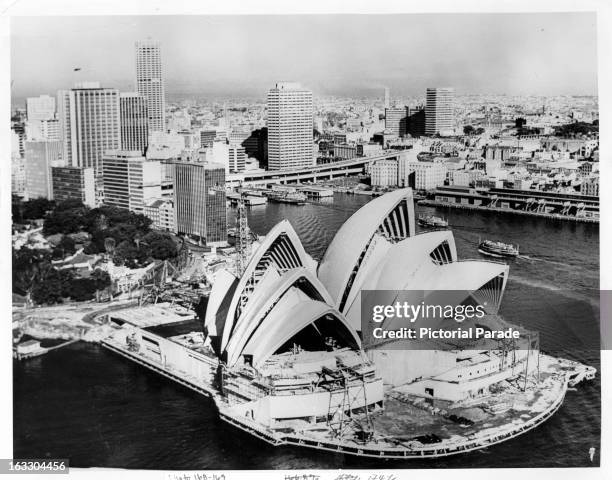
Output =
[
  {"x1": 13, "y1": 338, "x2": 79, "y2": 360},
  {"x1": 418, "y1": 200, "x2": 599, "y2": 223}
]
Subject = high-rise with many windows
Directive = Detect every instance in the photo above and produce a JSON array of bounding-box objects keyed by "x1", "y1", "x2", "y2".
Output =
[
  {"x1": 267, "y1": 82, "x2": 314, "y2": 170},
  {"x1": 102, "y1": 150, "x2": 162, "y2": 214},
  {"x1": 425, "y1": 87, "x2": 454, "y2": 136},
  {"x1": 51, "y1": 166, "x2": 96, "y2": 207},
  {"x1": 24, "y1": 140, "x2": 63, "y2": 200},
  {"x1": 120, "y1": 92, "x2": 149, "y2": 153},
  {"x1": 26, "y1": 95, "x2": 56, "y2": 121},
  {"x1": 385, "y1": 107, "x2": 408, "y2": 137},
  {"x1": 57, "y1": 82, "x2": 121, "y2": 175},
  {"x1": 135, "y1": 40, "x2": 165, "y2": 133},
  {"x1": 173, "y1": 162, "x2": 227, "y2": 245}
]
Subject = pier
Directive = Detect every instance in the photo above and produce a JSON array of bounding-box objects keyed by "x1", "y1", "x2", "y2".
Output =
[
  {"x1": 422, "y1": 186, "x2": 599, "y2": 223},
  {"x1": 13, "y1": 338, "x2": 79, "y2": 360}
]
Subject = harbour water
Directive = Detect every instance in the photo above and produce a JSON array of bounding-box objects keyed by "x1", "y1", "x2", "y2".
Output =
[{"x1": 13, "y1": 193, "x2": 600, "y2": 469}]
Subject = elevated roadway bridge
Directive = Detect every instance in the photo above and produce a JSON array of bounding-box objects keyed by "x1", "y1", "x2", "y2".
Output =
[{"x1": 227, "y1": 151, "x2": 410, "y2": 187}]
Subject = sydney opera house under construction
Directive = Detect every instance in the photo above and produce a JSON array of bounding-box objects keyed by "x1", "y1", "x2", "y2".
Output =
[{"x1": 101, "y1": 188, "x2": 595, "y2": 459}]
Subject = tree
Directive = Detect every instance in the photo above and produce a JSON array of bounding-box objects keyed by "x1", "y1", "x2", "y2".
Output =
[
  {"x1": 463, "y1": 125, "x2": 475, "y2": 135},
  {"x1": 54, "y1": 199, "x2": 86, "y2": 211},
  {"x1": 21, "y1": 198, "x2": 55, "y2": 220},
  {"x1": 52, "y1": 235, "x2": 76, "y2": 260},
  {"x1": 12, "y1": 195, "x2": 24, "y2": 224},
  {"x1": 12, "y1": 248, "x2": 52, "y2": 296},
  {"x1": 113, "y1": 240, "x2": 140, "y2": 268},
  {"x1": 143, "y1": 231, "x2": 178, "y2": 260},
  {"x1": 69, "y1": 277, "x2": 98, "y2": 302},
  {"x1": 91, "y1": 268, "x2": 111, "y2": 291},
  {"x1": 43, "y1": 201, "x2": 91, "y2": 236},
  {"x1": 104, "y1": 237, "x2": 116, "y2": 257},
  {"x1": 30, "y1": 268, "x2": 74, "y2": 305}
]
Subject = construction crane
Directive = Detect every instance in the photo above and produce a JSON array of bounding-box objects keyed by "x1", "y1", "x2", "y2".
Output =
[{"x1": 235, "y1": 191, "x2": 251, "y2": 277}]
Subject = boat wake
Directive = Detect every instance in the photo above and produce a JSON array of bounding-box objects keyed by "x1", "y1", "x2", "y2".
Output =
[
  {"x1": 509, "y1": 275, "x2": 599, "y2": 309},
  {"x1": 517, "y1": 254, "x2": 572, "y2": 268}
]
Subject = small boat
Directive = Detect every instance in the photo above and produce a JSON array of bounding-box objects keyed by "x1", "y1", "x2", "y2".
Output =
[
  {"x1": 478, "y1": 239, "x2": 519, "y2": 258},
  {"x1": 268, "y1": 192, "x2": 307, "y2": 205},
  {"x1": 418, "y1": 214, "x2": 448, "y2": 228}
]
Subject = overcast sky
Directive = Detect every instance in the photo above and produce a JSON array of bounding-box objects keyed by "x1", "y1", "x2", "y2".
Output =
[{"x1": 10, "y1": 13, "x2": 598, "y2": 102}]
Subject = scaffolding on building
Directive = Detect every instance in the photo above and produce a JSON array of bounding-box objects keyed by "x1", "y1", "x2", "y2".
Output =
[{"x1": 320, "y1": 365, "x2": 375, "y2": 443}]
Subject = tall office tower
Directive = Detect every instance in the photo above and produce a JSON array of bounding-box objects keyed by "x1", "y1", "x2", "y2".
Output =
[
  {"x1": 102, "y1": 150, "x2": 162, "y2": 214},
  {"x1": 135, "y1": 40, "x2": 165, "y2": 133},
  {"x1": 51, "y1": 166, "x2": 96, "y2": 207},
  {"x1": 57, "y1": 82, "x2": 121, "y2": 175},
  {"x1": 228, "y1": 145, "x2": 246, "y2": 173},
  {"x1": 24, "y1": 140, "x2": 63, "y2": 200},
  {"x1": 267, "y1": 82, "x2": 314, "y2": 170},
  {"x1": 385, "y1": 107, "x2": 408, "y2": 137},
  {"x1": 384, "y1": 87, "x2": 390, "y2": 109},
  {"x1": 26, "y1": 95, "x2": 56, "y2": 121},
  {"x1": 406, "y1": 106, "x2": 426, "y2": 137},
  {"x1": 25, "y1": 119, "x2": 61, "y2": 141},
  {"x1": 120, "y1": 93, "x2": 149, "y2": 153},
  {"x1": 12, "y1": 157, "x2": 26, "y2": 198},
  {"x1": 173, "y1": 162, "x2": 227, "y2": 245},
  {"x1": 12, "y1": 123, "x2": 26, "y2": 157},
  {"x1": 425, "y1": 87, "x2": 455, "y2": 136}
]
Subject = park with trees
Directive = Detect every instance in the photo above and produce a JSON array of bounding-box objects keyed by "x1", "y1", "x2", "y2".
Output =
[{"x1": 12, "y1": 198, "x2": 180, "y2": 305}]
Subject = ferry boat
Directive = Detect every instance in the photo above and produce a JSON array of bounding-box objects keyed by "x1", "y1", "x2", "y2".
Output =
[
  {"x1": 268, "y1": 192, "x2": 307, "y2": 205},
  {"x1": 418, "y1": 214, "x2": 448, "y2": 228},
  {"x1": 478, "y1": 239, "x2": 519, "y2": 258}
]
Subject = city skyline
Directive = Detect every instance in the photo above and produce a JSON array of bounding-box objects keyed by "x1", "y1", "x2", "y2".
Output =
[{"x1": 11, "y1": 13, "x2": 598, "y2": 104}]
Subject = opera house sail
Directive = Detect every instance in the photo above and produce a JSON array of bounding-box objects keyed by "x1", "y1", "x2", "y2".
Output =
[{"x1": 100, "y1": 188, "x2": 596, "y2": 458}]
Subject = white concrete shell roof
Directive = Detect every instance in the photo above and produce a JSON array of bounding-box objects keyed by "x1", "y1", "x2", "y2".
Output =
[
  {"x1": 224, "y1": 266, "x2": 334, "y2": 367},
  {"x1": 318, "y1": 188, "x2": 415, "y2": 307},
  {"x1": 219, "y1": 219, "x2": 316, "y2": 353},
  {"x1": 339, "y1": 231, "x2": 509, "y2": 330},
  {"x1": 204, "y1": 268, "x2": 238, "y2": 342},
  {"x1": 240, "y1": 291, "x2": 360, "y2": 368},
  {"x1": 203, "y1": 189, "x2": 513, "y2": 364},
  {"x1": 410, "y1": 260, "x2": 508, "y2": 292}
]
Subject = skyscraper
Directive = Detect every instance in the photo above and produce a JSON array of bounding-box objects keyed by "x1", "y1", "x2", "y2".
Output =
[
  {"x1": 135, "y1": 40, "x2": 165, "y2": 133},
  {"x1": 26, "y1": 95, "x2": 56, "y2": 121},
  {"x1": 228, "y1": 145, "x2": 246, "y2": 173},
  {"x1": 51, "y1": 166, "x2": 96, "y2": 208},
  {"x1": 406, "y1": 106, "x2": 426, "y2": 137},
  {"x1": 425, "y1": 87, "x2": 455, "y2": 136},
  {"x1": 102, "y1": 150, "x2": 162, "y2": 214},
  {"x1": 24, "y1": 140, "x2": 63, "y2": 200},
  {"x1": 173, "y1": 162, "x2": 227, "y2": 245},
  {"x1": 385, "y1": 107, "x2": 407, "y2": 137},
  {"x1": 26, "y1": 94, "x2": 59, "y2": 142},
  {"x1": 120, "y1": 92, "x2": 149, "y2": 153},
  {"x1": 267, "y1": 82, "x2": 314, "y2": 170},
  {"x1": 57, "y1": 82, "x2": 121, "y2": 175},
  {"x1": 384, "y1": 87, "x2": 390, "y2": 109},
  {"x1": 25, "y1": 119, "x2": 60, "y2": 141}
]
